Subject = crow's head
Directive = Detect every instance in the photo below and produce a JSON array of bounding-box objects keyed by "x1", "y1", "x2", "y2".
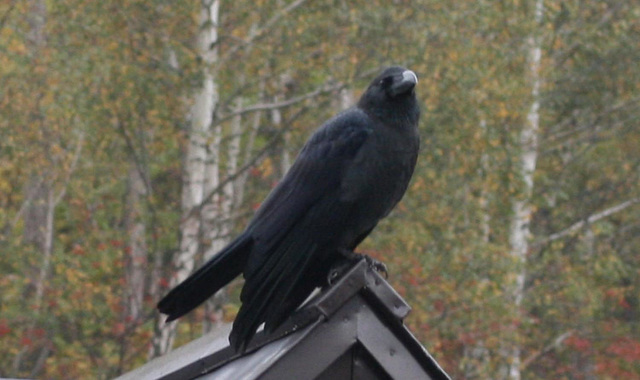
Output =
[{"x1": 358, "y1": 66, "x2": 420, "y2": 129}]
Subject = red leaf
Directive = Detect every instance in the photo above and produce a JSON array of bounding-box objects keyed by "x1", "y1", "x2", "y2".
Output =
[
  {"x1": 565, "y1": 335, "x2": 592, "y2": 352},
  {"x1": 249, "y1": 167, "x2": 261, "y2": 177},
  {"x1": 72, "y1": 244, "x2": 86, "y2": 256},
  {"x1": 32, "y1": 328, "x2": 46, "y2": 338},
  {"x1": 112, "y1": 322, "x2": 125, "y2": 336},
  {"x1": 0, "y1": 320, "x2": 10, "y2": 337},
  {"x1": 607, "y1": 337, "x2": 640, "y2": 362},
  {"x1": 618, "y1": 297, "x2": 631, "y2": 309},
  {"x1": 20, "y1": 336, "x2": 32, "y2": 347}
]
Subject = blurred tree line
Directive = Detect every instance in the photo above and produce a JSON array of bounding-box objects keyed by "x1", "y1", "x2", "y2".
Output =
[{"x1": 1, "y1": 0, "x2": 638, "y2": 378}]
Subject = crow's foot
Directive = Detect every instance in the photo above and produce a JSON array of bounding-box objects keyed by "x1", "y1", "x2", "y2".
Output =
[{"x1": 337, "y1": 248, "x2": 388, "y2": 279}]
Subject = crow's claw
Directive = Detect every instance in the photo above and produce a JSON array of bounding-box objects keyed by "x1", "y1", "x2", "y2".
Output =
[
  {"x1": 337, "y1": 248, "x2": 389, "y2": 278},
  {"x1": 366, "y1": 257, "x2": 388, "y2": 278}
]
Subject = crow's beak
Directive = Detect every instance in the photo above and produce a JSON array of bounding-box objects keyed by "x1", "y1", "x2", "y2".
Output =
[{"x1": 389, "y1": 70, "x2": 418, "y2": 97}]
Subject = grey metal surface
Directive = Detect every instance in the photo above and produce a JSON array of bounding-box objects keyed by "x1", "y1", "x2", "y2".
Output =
[
  {"x1": 315, "y1": 349, "x2": 353, "y2": 380},
  {"x1": 358, "y1": 305, "x2": 436, "y2": 379},
  {"x1": 203, "y1": 294, "x2": 448, "y2": 380},
  {"x1": 362, "y1": 267, "x2": 411, "y2": 320},
  {"x1": 257, "y1": 297, "x2": 360, "y2": 380},
  {"x1": 200, "y1": 318, "x2": 322, "y2": 380},
  {"x1": 121, "y1": 260, "x2": 451, "y2": 379},
  {"x1": 353, "y1": 345, "x2": 393, "y2": 380},
  {"x1": 115, "y1": 323, "x2": 232, "y2": 380}
]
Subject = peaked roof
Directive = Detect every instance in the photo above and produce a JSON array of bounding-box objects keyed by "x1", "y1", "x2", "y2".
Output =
[{"x1": 119, "y1": 260, "x2": 451, "y2": 380}]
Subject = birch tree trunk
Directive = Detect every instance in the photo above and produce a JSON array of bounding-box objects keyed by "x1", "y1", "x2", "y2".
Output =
[
  {"x1": 151, "y1": 0, "x2": 220, "y2": 356},
  {"x1": 16, "y1": 0, "x2": 84, "y2": 367},
  {"x1": 479, "y1": 119, "x2": 492, "y2": 244},
  {"x1": 339, "y1": 87, "x2": 354, "y2": 111},
  {"x1": 502, "y1": 1, "x2": 544, "y2": 378},
  {"x1": 201, "y1": 97, "x2": 241, "y2": 333},
  {"x1": 148, "y1": 47, "x2": 181, "y2": 309},
  {"x1": 233, "y1": 86, "x2": 264, "y2": 211},
  {"x1": 273, "y1": 98, "x2": 291, "y2": 175},
  {"x1": 124, "y1": 166, "x2": 147, "y2": 322},
  {"x1": 23, "y1": 178, "x2": 49, "y2": 252},
  {"x1": 272, "y1": 74, "x2": 292, "y2": 175},
  {"x1": 13, "y1": 1, "x2": 50, "y2": 375}
]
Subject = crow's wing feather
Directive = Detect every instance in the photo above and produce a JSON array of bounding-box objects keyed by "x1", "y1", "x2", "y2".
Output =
[
  {"x1": 157, "y1": 232, "x2": 253, "y2": 322},
  {"x1": 244, "y1": 109, "x2": 372, "y2": 278},
  {"x1": 230, "y1": 190, "x2": 354, "y2": 350},
  {"x1": 229, "y1": 109, "x2": 372, "y2": 350}
]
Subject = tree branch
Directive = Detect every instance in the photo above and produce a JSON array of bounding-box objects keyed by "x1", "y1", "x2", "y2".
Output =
[
  {"x1": 0, "y1": 0, "x2": 17, "y2": 32},
  {"x1": 521, "y1": 330, "x2": 574, "y2": 370},
  {"x1": 117, "y1": 119, "x2": 153, "y2": 197},
  {"x1": 544, "y1": 96, "x2": 640, "y2": 148},
  {"x1": 215, "y1": 80, "x2": 345, "y2": 125},
  {"x1": 213, "y1": 64, "x2": 378, "y2": 131},
  {"x1": 538, "y1": 198, "x2": 640, "y2": 245},
  {"x1": 189, "y1": 67, "x2": 378, "y2": 222},
  {"x1": 4, "y1": 128, "x2": 84, "y2": 242},
  {"x1": 184, "y1": 115, "x2": 288, "y2": 221},
  {"x1": 220, "y1": 0, "x2": 310, "y2": 62},
  {"x1": 53, "y1": 129, "x2": 85, "y2": 206}
]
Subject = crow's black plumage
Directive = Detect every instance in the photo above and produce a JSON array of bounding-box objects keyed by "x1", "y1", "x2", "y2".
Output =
[{"x1": 158, "y1": 66, "x2": 420, "y2": 351}]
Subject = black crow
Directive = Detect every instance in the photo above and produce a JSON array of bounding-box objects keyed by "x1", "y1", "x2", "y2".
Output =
[{"x1": 158, "y1": 66, "x2": 420, "y2": 351}]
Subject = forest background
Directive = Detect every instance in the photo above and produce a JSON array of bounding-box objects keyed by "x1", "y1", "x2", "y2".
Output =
[{"x1": 1, "y1": 0, "x2": 639, "y2": 379}]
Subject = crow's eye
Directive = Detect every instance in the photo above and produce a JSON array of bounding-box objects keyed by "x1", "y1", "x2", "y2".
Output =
[{"x1": 379, "y1": 76, "x2": 393, "y2": 87}]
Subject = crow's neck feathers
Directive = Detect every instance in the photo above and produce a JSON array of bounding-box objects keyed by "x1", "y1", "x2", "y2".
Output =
[{"x1": 357, "y1": 93, "x2": 419, "y2": 131}]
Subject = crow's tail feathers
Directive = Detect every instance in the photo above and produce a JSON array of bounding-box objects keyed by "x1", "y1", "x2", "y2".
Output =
[
  {"x1": 228, "y1": 222, "x2": 321, "y2": 352},
  {"x1": 157, "y1": 233, "x2": 253, "y2": 323}
]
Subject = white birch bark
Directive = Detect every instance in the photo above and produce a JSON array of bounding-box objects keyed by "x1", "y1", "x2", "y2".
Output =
[
  {"x1": 14, "y1": 1, "x2": 50, "y2": 375},
  {"x1": 149, "y1": 47, "x2": 181, "y2": 306},
  {"x1": 201, "y1": 97, "x2": 240, "y2": 333},
  {"x1": 272, "y1": 100, "x2": 290, "y2": 175},
  {"x1": 124, "y1": 166, "x2": 147, "y2": 322},
  {"x1": 32, "y1": 188, "x2": 54, "y2": 314},
  {"x1": 273, "y1": 73, "x2": 293, "y2": 175},
  {"x1": 225, "y1": 99, "x2": 243, "y2": 213},
  {"x1": 23, "y1": 179, "x2": 48, "y2": 251},
  {"x1": 233, "y1": 86, "x2": 264, "y2": 211},
  {"x1": 22, "y1": 0, "x2": 48, "y2": 251},
  {"x1": 503, "y1": 1, "x2": 544, "y2": 378},
  {"x1": 339, "y1": 87, "x2": 354, "y2": 111},
  {"x1": 152, "y1": 0, "x2": 220, "y2": 356}
]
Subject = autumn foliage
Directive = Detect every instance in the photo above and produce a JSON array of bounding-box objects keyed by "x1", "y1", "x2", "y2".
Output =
[{"x1": 1, "y1": 0, "x2": 639, "y2": 379}]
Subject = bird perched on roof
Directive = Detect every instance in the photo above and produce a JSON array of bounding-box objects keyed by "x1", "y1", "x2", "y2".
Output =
[{"x1": 158, "y1": 66, "x2": 420, "y2": 352}]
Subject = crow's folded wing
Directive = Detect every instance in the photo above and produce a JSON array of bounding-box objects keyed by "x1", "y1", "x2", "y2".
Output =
[
  {"x1": 229, "y1": 109, "x2": 373, "y2": 350},
  {"x1": 244, "y1": 108, "x2": 373, "y2": 277}
]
